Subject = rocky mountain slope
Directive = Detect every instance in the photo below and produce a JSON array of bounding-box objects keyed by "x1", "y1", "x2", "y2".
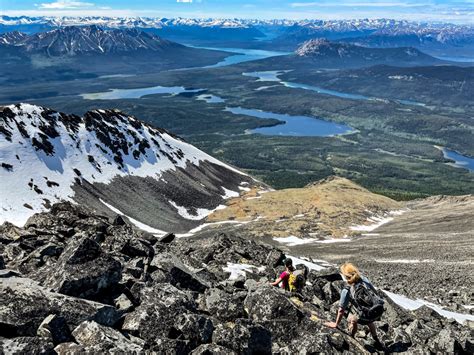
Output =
[
  {"x1": 285, "y1": 194, "x2": 474, "y2": 310},
  {"x1": 1, "y1": 202, "x2": 472, "y2": 354},
  {"x1": 194, "y1": 177, "x2": 473, "y2": 312},
  {"x1": 0, "y1": 26, "x2": 182, "y2": 56},
  {"x1": 0, "y1": 104, "x2": 256, "y2": 233}
]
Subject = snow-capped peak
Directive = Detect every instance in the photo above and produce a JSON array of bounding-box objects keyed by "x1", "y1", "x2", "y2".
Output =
[{"x1": 0, "y1": 104, "x2": 247, "y2": 226}]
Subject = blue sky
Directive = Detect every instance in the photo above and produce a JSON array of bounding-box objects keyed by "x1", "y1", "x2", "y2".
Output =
[{"x1": 1, "y1": 0, "x2": 473, "y2": 23}]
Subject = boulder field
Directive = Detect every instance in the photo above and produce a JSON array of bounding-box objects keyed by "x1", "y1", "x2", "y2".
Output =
[{"x1": 0, "y1": 202, "x2": 472, "y2": 354}]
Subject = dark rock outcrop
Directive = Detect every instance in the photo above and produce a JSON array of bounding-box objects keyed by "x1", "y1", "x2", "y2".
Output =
[{"x1": 43, "y1": 236, "x2": 122, "y2": 300}]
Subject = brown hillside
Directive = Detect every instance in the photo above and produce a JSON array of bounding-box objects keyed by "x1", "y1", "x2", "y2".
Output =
[{"x1": 207, "y1": 176, "x2": 402, "y2": 238}]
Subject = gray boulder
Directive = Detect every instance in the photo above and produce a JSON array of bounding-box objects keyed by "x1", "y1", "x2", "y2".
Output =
[
  {"x1": 174, "y1": 313, "x2": 214, "y2": 349},
  {"x1": 212, "y1": 319, "x2": 272, "y2": 354},
  {"x1": 42, "y1": 236, "x2": 122, "y2": 299},
  {"x1": 122, "y1": 283, "x2": 196, "y2": 344},
  {"x1": 427, "y1": 327, "x2": 466, "y2": 353},
  {"x1": 0, "y1": 275, "x2": 119, "y2": 337},
  {"x1": 36, "y1": 314, "x2": 72, "y2": 345},
  {"x1": 191, "y1": 343, "x2": 237, "y2": 355},
  {"x1": 243, "y1": 286, "x2": 305, "y2": 342},
  {"x1": 203, "y1": 288, "x2": 246, "y2": 321},
  {"x1": 151, "y1": 252, "x2": 210, "y2": 292},
  {"x1": 72, "y1": 320, "x2": 144, "y2": 352},
  {"x1": 382, "y1": 295, "x2": 415, "y2": 328},
  {"x1": 0, "y1": 336, "x2": 55, "y2": 354},
  {"x1": 54, "y1": 342, "x2": 86, "y2": 354}
]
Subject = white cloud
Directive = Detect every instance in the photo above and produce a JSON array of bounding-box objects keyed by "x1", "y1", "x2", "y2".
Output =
[
  {"x1": 39, "y1": 1, "x2": 95, "y2": 9},
  {"x1": 177, "y1": 0, "x2": 193, "y2": 3}
]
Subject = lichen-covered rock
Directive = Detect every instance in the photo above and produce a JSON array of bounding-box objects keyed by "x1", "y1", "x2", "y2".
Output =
[
  {"x1": 72, "y1": 320, "x2": 144, "y2": 352},
  {"x1": 212, "y1": 319, "x2": 272, "y2": 354},
  {"x1": 15, "y1": 242, "x2": 63, "y2": 276},
  {"x1": 54, "y1": 342, "x2": 86, "y2": 354},
  {"x1": 0, "y1": 336, "x2": 55, "y2": 354},
  {"x1": 174, "y1": 313, "x2": 214, "y2": 349},
  {"x1": 0, "y1": 275, "x2": 119, "y2": 337},
  {"x1": 427, "y1": 328, "x2": 463, "y2": 353},
  {"x1": 122, "y1": 283, "x2": 196, "y2": 344},
  {"x1": 203, "y1": 288, "x2": 246, "y2": 321},
  {"x1": 244, "y1": 285, "x2": 305, "y2": 342},
  {"x1": 148, "y1": 338, "x2": 191, "y2": 354},
  {"x1": 382, "y1": 296, "x2": 415, "y2": 328},
  {"x1": 36, "y1": 314, "x2": 71, "y2": 345},
  {"x1": 151, "y1": 252, "x2": 210, "y2": 292},
  {"x1": 42, "y1": 236, "x2": 122, "y2": 300},
  {"x1": 191, "y1": 343, "x2": 237, "y2": 355}
]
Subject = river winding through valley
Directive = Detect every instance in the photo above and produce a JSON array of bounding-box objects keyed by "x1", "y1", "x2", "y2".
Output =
[{"x1": 81, "y1": 46, "x2": 473, "y2": 171}]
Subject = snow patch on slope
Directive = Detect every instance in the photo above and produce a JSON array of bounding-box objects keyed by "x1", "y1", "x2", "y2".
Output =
[
  {"x1": 384, "y1": 290, "x2": 474, "y2": 324},
  {"x1": 99, "y1": 198, "x2": 167, "y2": 235},
  {"x1": 0, "y1": 103, "x2": 246, "y2": 226},
  {"x1": 349, "y1": 209, "x2": 407, "y2": 232},
  {"x1": 222, "y1": 262, "x2": 266, "y2": 280},
  {"x1": 168, "y1": 200, "x2": 226, "y2": 221}
]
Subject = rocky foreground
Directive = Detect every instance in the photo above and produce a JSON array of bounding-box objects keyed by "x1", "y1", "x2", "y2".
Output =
[{"x1": 0, "y1": 203, "x2": 472, "y2": 354}]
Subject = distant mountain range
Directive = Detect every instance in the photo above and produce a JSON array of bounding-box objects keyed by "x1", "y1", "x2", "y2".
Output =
[
  {"x1": 0, "y1": 104, "x2": 255, "y2": 232},
  {"x1": 1, "y1": 16, "x2": 472, "y2": 45},
  {"x1": 273, "y1": 19, "x2": 474, "y2": 45},
  {"x1": 0, "y1": 26, "x2": 180, "y2": 56},
  {"x1": 0, "y1": 16, "x2": 265, "y2": 42},
  {"x1": 0, "y1": 16, "x2": 255, "y2": 29},
  {"x1": 0, "y1": 26, "x2": 230, "y2": 83}
]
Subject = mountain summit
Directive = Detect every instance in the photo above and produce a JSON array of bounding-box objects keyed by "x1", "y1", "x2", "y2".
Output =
[
  {"x1": 0, "y1": 104, "x2": 255, "y2": 230},
  {"x1": 0, "y1": 26, "x2": 180, "y2": 56},
  {"x1": 294, "y1": 38, "x2": 442, "y2": 66}
]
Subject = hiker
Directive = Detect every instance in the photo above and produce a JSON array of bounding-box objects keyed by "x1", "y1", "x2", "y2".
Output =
[
  {"x1": 270, "y1": 258, "x2": 308, "y2": 292},
  {"x1": 324, "y1": 263, "x2": 384, "y2": 347},
  {"x1": 270, "y1": 258, "x2": 294, "y2": 290}
]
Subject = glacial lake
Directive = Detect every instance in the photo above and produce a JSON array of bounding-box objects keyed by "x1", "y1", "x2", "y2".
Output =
[
  {"x1": 225, "y1": 107, "x2": 354, "y2": 137},
  {"x1": 243, "y1": 70, "x2": 427, "y2": 107},
  {"x1": 81, "y1": 86, "x2": 203, "y2": 100},
  {"x1": 442, "y1": 148, "x2": 474, "y2": 172},
  {"x1": 81, "y1": 83, "x2": 352, "y2": 137}
]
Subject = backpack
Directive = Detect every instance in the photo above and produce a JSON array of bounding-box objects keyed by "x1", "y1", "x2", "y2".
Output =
[
  {"x1": 350, "y1": 282, "x2": 384, "y2": 322},
  {"x1": 288, "y1": 268, "x2": 306, "y2": 292},
  {"x1": 288, "y1": 272, "x2": 297, "y2": 292}
]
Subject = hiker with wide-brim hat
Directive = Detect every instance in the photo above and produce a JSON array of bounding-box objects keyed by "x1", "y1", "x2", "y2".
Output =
[{"x1": 324, "y1": 263, "x2": 384, "y2": 348}]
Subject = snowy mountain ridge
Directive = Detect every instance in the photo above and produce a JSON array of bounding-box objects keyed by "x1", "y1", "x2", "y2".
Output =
[
  {"x1": 0, "y1": 16, "x2": 253, "y2": 29},
  {"x1": 1, "y1": 16, "x2": 472, "y2": 36},
  {"x1": 0, "y1": 26, "x2": 179, "y2": 56},
  {"x1": 0, "y1": 104, "x2": 250, "y2": 228}
]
